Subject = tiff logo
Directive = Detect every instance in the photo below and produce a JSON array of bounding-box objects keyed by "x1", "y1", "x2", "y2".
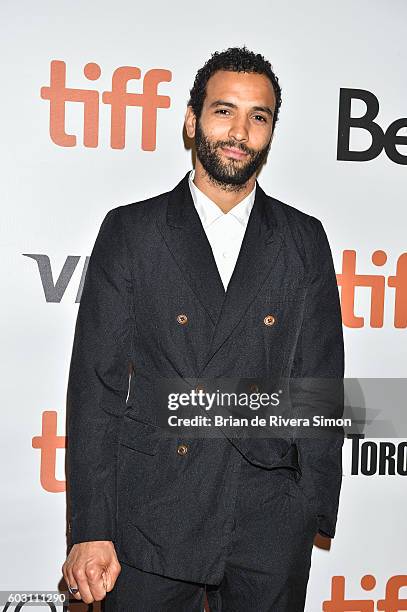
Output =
[
  {"x1": 40, "y1": 60, "x2": 172, "y2": 150},
  {"x1": 337, "y1": 250, "x2": 407, "y2": 328},
  {"x1": 323, "y1": 575, "x2": 407, "y2": 611},
  {"x1": 32, "y1": 411, "x2": 65, "y2": 493}
]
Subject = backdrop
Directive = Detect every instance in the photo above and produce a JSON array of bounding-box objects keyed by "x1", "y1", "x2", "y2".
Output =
[{"x1": 1, "y1": 0, "x2": 406, "y2": 610}]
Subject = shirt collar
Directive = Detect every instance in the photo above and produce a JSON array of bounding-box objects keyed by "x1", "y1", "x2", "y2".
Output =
[{"x1": 188, "y1": 169, "x2": 256, "y2": 229}]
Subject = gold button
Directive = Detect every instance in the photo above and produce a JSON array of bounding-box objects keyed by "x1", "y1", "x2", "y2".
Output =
[
  {"x1": 176, "y1": 313, "x2": 188, "y2": 325},
  {"x1": 263, "y1": 314, "x2": 276, "y2": 326},
  {"x1": 177, "y1": 443, "x2": 189, "y2": 456},
  {"x1": 249, "y1": 383, "x2": 259, "y2": 393}
]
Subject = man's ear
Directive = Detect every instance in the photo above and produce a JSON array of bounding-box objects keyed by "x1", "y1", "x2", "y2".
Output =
[{"x1": 184, "y1": 106, "x2": 197, "y2": 139}]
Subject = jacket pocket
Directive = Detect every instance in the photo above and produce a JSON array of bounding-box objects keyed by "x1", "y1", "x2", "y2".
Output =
[{"x1": 118, "y1": 414, "x2": 162, "y2": 456}]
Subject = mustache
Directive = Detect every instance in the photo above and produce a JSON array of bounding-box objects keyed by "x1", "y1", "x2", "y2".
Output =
[{"x1": 215, "y1": 141, "x2": 256, "y2": 156}]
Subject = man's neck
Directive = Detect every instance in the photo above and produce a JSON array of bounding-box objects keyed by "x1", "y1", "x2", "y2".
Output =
[{"x1": 192, "y1": 162, "x2": 256, "y2": 214}]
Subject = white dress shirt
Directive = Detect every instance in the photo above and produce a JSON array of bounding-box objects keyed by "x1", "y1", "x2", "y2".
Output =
[{"x1": 188, "y1": 169, "x2": 256, "y2": 290}]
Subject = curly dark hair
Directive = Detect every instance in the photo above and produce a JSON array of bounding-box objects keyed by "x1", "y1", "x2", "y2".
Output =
[{"x1": 187, "y1": 45, "x2": 282, "y2": 134}]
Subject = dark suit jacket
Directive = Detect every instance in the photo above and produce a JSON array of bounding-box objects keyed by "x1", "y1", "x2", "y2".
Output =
[{"x1": 66, "y1": 170, "x2": 344, "y2": 583}]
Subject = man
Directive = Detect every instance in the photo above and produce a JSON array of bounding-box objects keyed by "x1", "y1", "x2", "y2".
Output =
[{"x1": 62, "y1": 46, "x2": 344, "y2": 611}]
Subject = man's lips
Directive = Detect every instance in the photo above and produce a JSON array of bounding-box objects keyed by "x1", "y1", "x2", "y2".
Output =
[{"x1": 220, "y1": 146, "x2": 249, "y2": 160}]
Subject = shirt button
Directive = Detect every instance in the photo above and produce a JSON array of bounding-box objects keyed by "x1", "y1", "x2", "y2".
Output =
[
  {"x1": 177, "y1": 443, "x2": 189, "y2": 456},
  {"x1": 176, "y1": 313, "x2": 188, "y2": 325},
  {"x1": 222, "y1": 251, "x2": 229, "y2": 258},
  {"x1": 263, "y1": 314, "x2": 276, "y2": 326}
]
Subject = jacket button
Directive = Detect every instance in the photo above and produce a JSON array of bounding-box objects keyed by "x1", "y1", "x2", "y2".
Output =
[
  {"x1": 263, "y1": 314, "x2": 276, "y2": 326},
  {"x1": 176, "y1": 313, "x2": 188, "y2": 325},
  {"x1": 177, "y1": 443, "x2": 189, "y2": 456},
  {"x1": 195, "y1": 384, "x2": 205, "y2": 393},
  {"x1": 249, "y1": 383, "x2": 259, "y2": 393}
]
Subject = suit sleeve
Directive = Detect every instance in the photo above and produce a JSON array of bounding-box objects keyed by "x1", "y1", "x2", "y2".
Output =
[
  {"x1": 66, "y1": 207, "x2": 134, "y2": 544},
  {"x1": 291, "y1": 217, "x2": 345, "y2": 539}
]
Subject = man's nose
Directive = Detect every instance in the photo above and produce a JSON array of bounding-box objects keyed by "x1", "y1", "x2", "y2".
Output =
[{"x1": 228, "y1": 114, "x2": 249, "y2": 143}]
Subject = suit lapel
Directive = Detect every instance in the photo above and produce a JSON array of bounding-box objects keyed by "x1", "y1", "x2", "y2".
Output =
[
  {"x1": 157, "y1": 171, "x2": 285, "y2": 370},
  {"x1": 156, "y1": 171, "x2": 226, "y2": 325}
]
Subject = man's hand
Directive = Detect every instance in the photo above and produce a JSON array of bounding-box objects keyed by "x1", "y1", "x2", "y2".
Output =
[{"x1": 62, "y1": 540, "x2": 121, "y2": 604}]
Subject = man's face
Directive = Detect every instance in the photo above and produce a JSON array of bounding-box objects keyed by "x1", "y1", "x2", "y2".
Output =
[{"x1": 186, "y1": 70, "x2": 276, "y2": 190}]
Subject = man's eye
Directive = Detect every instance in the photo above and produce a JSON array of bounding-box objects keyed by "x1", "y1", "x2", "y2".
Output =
[{"x1": 214, "y1": 110, "x2": 267, "y2": 123}]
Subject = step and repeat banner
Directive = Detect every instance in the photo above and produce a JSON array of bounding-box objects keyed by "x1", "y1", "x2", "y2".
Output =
[{"x1": 1, "y1": 0, "x2": 406, "y2": 610}]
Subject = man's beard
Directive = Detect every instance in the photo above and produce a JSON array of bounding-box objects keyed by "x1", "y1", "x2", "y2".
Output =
[{"x1": 194, "y1": 120, "x2": 271, "y2": 192}]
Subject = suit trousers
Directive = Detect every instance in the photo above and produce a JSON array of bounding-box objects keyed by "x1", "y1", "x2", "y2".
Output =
[{"x1": 103, "y1": 445, "x2": 318, "y2": 612}]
